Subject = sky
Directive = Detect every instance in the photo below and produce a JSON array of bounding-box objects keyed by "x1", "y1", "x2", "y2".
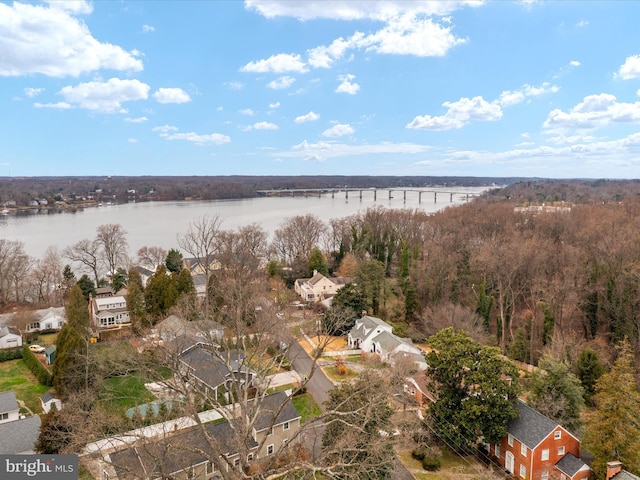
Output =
[{"x1": 2, "y1": 1, "x2": 640, "y2": 179}]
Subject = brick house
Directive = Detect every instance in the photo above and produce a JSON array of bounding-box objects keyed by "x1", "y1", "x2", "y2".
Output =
[{"x1": 488, "y1": 400, "x2": 590, "y2": 480}]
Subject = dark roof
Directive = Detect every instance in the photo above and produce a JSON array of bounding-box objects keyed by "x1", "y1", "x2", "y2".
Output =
[
  {"x1": 613, "y1": 471, "x2": 640, "y2": 480},
  {"x1": 253, "y1": 390, "x2": 301, "y2": 432},
  {"x1": 109, "y1": 420, "x2": 258, "y2": 479},
  {"x1": 0, "y1": 391, "x2": 18, "y2": 413},
  {"x1": 507, "y1": 400, "x2": 559, "y2": 449},
  {"x1": 179, "y1": 346, "x2": 247, "y2": 389},
  {"x1": 41, "y1": 392, "x2": 57, "y2": 403},
  {"x1": 0, "y1": 415, "x2": 41, "y2": 454},
  {"x1": 0, "y1": 325, "x2": 20, "y2": 338},
  {"x1": 135, "y1": 265, "x2": 154, "y2": 277},
  {"x1": 555, "y1": 452, "x2": 589, "y2": 477}
]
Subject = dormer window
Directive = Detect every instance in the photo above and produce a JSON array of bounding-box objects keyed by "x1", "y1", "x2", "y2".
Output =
[{"x1": 554, "y1": 430, "x2": 561, "y2": 440}]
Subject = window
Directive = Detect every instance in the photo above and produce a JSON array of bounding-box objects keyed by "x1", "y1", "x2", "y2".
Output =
[
  {"x1": 268, "y1": 427, "x2": 273, "y2": 436},
  {"x1": 508, "y1": 434, "x2": 514, "y2": 447},
  {"x1": 520, "y1": 465, "x2": 526, "y2": 478},
  {"x1": 283, "y1": 421, "x2": 290, "y2": 430},
  {"x1": 541, "y1": 449, "x2": 549, "y2": 461},
  {"x1": 558, "y1": 446, "x2": 565, "y2": 456},
  {"x1": 0, "y1": 412, "x2": 8, "y2": 421},
  {"x1": 267, "y1": 444, "x2": 274, "y2": 456},
  {"x1": 554, "y1": 430, "x2": 562, "y2": 440},
  {"x1": 206, "y1": 462, "x2": 215, "y2": 475},
  {"x1": 520, "y1": 443, "x2": 527, "y2": 457},
  {"x1": 247, "y1": 454, "x2": 253, "y2": 462},
  {"x1": 186, "y1": 468, "x2": 195, "y2": 480},
  {"x1": 541, "y1": 471, "x2": 549, "y2": 480},
  {"x1": 494, "y1": 445, "x2": 500, "y2": 458},
  {"x1": 233, "y1": 459, "x2": 240, "y2": 468},
  {"x1": 102, "y1": 471, "x2": 110, "y2": 480}
]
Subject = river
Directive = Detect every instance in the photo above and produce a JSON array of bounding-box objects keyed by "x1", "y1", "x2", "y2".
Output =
[{"x1": 0, "y1": 187, "x2": 487, "y2": 260}]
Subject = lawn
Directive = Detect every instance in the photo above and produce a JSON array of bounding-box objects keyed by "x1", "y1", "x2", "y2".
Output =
[
  {"x1": 322, "y1": 365, "x2": 359, "y2": 382},
  {"x1": 100, "y1": 372, "x2": 157, "y2": 413},
  {"x1": 397, "y1": 447, "x2": 498, "y2": 480},
  {"x1": 0, "y1": 359, "x2": 51, "y2": 414},
  {"x1": 291, "y1": 392, "x2": 322, "y2": 423}
]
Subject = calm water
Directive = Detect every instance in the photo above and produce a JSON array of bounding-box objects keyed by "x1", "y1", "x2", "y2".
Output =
[{"x1": 0, "y1": 187, "x2": 487, "y2": 260}]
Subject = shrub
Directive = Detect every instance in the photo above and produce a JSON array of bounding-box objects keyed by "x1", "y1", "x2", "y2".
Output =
[
  {"x1": 422, "y1": 456, "x2": 441, "y2": 471},
  {"x1": 411, "y1": 447, "x2": 428, "y2": 461},
  {"x1": 0, "y1": 347, "x2": 22, "y2": 362},
  {"x1": 22, "y1": 346, "x2": 53, "y2": 386}
]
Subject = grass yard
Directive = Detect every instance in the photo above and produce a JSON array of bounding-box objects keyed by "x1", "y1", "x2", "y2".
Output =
[
  {"x1": 100, "y1": 372, "x2": 156, "y2": 413},
  {"x1": 397, "y1": 447, "x2": 499, "y2": 480},
  {"x1": 322, "y1": 365, "x2": 359, "y2": 382},
  {"x1": 0, "y1": 359, "x2": 51, "y2": 414},
  {"x1": 291, "y1": 392, "x2": 322, "y2": 423}
]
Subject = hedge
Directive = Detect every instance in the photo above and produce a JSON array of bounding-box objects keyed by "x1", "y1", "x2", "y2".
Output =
[
  {"x1": 0, "y1": 347, "x2": 23, "y2": 362},
  {"x1": 22, "y1": 346, "x2": 53, "y2": 386}
]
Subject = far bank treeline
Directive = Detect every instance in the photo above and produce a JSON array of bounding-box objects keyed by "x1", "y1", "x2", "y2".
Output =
[{"x1": 1, "y1": 174, "x2": 511, "y2": 206}]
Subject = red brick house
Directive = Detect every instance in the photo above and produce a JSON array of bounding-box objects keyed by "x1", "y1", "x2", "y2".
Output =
[{"x1": 488, "y1": 400, "x2": 590, "y2": 480}]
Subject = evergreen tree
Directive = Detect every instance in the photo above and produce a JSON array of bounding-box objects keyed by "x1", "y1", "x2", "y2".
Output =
[
  {"x1": 322, "y1": 369, "x2": 395, "y2": 479},
  {"x1": 76, "y1": 274, "x2": 95, "y2": 300},
  {"x1": 62, "y1": 265, "x2": 76, "y2": 299},
  {"x1": 426, "y1": 327, "x2": 520, "y2": 452},
  {"x1": 583, "y1": 340, "x2": 640, "y2": 479},
  {"x1": 165, "y1": 248, "x2": 184, "y2": 273},
  {"x1": 308, "y1": 246, "x2": 328, "y2": 277},
  {"x1": 128, "y1": 265, "x2": 144, "y2": 292},
  {"x1": 127, "y1": 281, "x2": 148, "y2": 334},
  {"x1": 175, "y1": 267, "x2": 195, "y2": 296},
  {"x1": 355, "y1": 259, "x2": 386, "y2": 315},
  {"x1": 527, "y1": 355, "x2": 584, "y2": 431},
  {"x1": 577, "y1": 348, "x2": 604, "y2": 405},
  {"x1": 323, "y1": 283, "x2": 368, "y2": 335},
  {"x1": 111, "y1": 267, "x2": 128, "y2": 292},
  {"x1": 144, "y1": 265, "x2": 171, "y2": 321},
  {"x1": 65, "y1": 283, "x2": 90, "y2": 330}
]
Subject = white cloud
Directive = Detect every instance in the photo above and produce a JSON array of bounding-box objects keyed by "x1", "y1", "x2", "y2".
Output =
[
  {"x1": 152, "y1": 87, "x2": 191, "y2": 104},
  {"x1": 240, "y1": 53, "x2": 308, "y2": 73},
  {"x1": 269, "y1": 102, "x2": 280, "y2": 109},
  {"x1": 226, "y1": 81, "x2": 244, "y2": 90},
  {"x1": 575, "y1": 20, "x2": 589, "y2": 28},
  {"x1": 407, "y1": 96, "x2": 502, "y2": 130},
  {"x1": 322, "y1": 123, "x2": 355, "y2": 137},
  {"x1": 154, "y1": 125, "x2": 230, "y2": 145},
  {"x1": 569, "y1": 60, "x2": 581, "y2": 68},
  {"x1": 125, "y1": 116, "x2": 148, "y2": 123},
  {"x1": 142, "y1": 24, "x2": 155, "y2": 33},
  {"x1": 244, "y1": 121, "x2": 279, "y2": 131},
  {"x1": 267, "y1": 76, "x2": 296, "y2": 89},
  {"x1": 617, "y1": 55, "x2": 640, "y2": 80},
  {"x1": 59, "y1": 78, "x2": 149, "y2": 113},
  {"x1": 0, "y1": 1, "x2": 143, "y2": 77},
  {"x1": 307, "y1": 36, "x2": 354, "y2": 68},
  {"x1": 275, "y1": 139, "x2": 431, "y2": 162},
  {"x1": 44, "y1": 1, "x2": 93, "y2": 14},
  {"x1": 34, "y1": 102, "x2": 72, "y2": 109},
  {"x1": 497, "y1": 82, "x2": 559, "y2": 107},
  {"x1": 152, "y1": 125, "x2": 178, "y2": 134},
  {"x1": 295, "y1": 111, "x2": 320, "y2": 123},
  {"x1": 335, "y1": 74, "x2": 360, "y2": 94},
  {"x1": 128, "y1": 138, "x2": 138, "y2": 143},
  {"x1": 240, "y1": 108, "x2": 255, "y2": 116},
  {"x1": 24, "y1": 87, "x2": 44, "y2": 98},
  {"x1": 245, "y1": 1, "x2": 479, "y2": 21},
  {"x1": 543, "y1": 93, "x2": 640, "y2": 131}
]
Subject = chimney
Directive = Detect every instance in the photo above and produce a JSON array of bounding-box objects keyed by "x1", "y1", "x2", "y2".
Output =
[
  {"x1": 313, "y1": 269, "x2": 318, "y2": 276},
  {"x1": 606, "y1": 461, "x2": 623, "y2": 480}
]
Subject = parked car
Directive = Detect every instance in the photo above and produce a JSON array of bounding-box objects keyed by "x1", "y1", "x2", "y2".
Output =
[{"x1": 29, "y1": 344, "x2": 46, "y2": 353}]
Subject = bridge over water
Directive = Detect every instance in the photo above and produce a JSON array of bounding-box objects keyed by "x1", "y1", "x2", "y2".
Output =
[{"x1": 256, "y1": 188, "x2": 475, "y2": 203}]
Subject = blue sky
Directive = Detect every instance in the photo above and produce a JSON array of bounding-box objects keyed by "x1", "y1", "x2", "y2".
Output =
[{"x1": 2, "y1": 1, "x2": 640, "y2": 179}]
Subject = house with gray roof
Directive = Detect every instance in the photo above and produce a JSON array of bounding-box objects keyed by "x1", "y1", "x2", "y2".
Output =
[
  {"x1": 41, "y1": 392, "x2": 62, "y2": 413},
  {"x1": 0, "y1": 390, "x2": 20, "y2": 423},
  {"x1": 101, "y1": 391, "x2": 300, "y2": 480},
  {"x1": 0, "y1": 325, "x2": 22, "y2": 349},
  {"x1": 488, "y1": 399, "x2": 590, "y2": 480},
  {"x1": 607, "y1": 462, "x2": 640, "y2": 480},
  {"x1": 347, "y1": 315, "x2": 427, "y2": 370},
  {"x1": 294, "y1": 270, "x2": 352, "y2": 303},
  {"x1": 178, "y1": 345, "x2": 254, "y2": 402},
  {"x1": 0, "y1": 415, "x2": 41, "y2": 454}
]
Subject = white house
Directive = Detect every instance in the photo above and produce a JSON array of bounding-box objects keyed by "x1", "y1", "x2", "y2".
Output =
[
  {"x1": 89, "y1": 294, "x2": 130, "y2": 328},
  {"x1": 0, "y1": 326, "x2": 22, "y2": 349},
  {"x1": 294, "y1": 270, "x2": 352, "y2": 303},
  {"x1": 40, "y1": 392, "x2": 63, "y2": 413},
  {"x1": 0, "y1": 391, "x2": 20, "y2": 424},
  {"x1": 26, "y1": 307, "x2": 66, "y2": 333},
  {"x1": 347, "y1": 315, "x2": 427, "y2": 371}
]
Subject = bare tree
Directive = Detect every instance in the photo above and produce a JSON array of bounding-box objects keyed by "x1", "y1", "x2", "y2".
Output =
[
  {"x1": 27, "y1": 246, "x2": 64, "y2": 306},
  {"x1": 271, "y1": 214, "x2": 327, "y2": 277},
  {"x1": 136, "y1": 246, "x2": 168, "y2": 270},
  {"x1": 63, "y1": 239, "x2": 102, "y2": 286},
  {"x1": 0, "y1": 239, "x2": 30, "y2": 304},
  {"x1": 96, "y1": 224, "x2": 129, "y2": 278}
]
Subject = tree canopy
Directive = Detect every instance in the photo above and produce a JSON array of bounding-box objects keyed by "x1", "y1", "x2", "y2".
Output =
[{"x1": 426, "y1": 327, "x2": 520, "y2": 451}]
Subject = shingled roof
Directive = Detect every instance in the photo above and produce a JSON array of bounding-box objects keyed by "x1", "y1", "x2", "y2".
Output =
[
  {"x1": 0, "y1": 416, "x2": 41, "y2": 454},
  {"x1": 555, "y1": 452, "x2": 589, "y2": 478},
  {"x1": 507, "y1": 400, "x2": 561, "y2": 449}
]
